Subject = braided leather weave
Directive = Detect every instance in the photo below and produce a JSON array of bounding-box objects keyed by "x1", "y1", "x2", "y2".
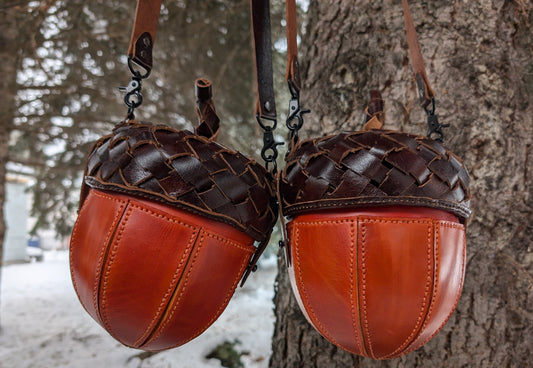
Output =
[
  {"x1": 82, "y1": 120, "x2": 277, "y2": 242},
  {"x1": 279, "y1": 129, "x2": 471, "y2": 221}
]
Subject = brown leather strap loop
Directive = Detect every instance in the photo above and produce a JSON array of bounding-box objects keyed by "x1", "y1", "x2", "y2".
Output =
[
  {"x1": 284, "y1": 0, "x2": 436, "y2": 110},
  {"x1": 127, "y1": 0, "x2": 163, "y2": 76},
  {"x1": 285, "y1": 0, "x2": 300, "y2": 90},
  {"x1": 250, "y1": 0, "x2": 277, "y2": 121}
]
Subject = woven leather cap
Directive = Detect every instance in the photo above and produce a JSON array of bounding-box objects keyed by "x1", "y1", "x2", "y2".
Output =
[
  {"x1": 81, "y1": 120, "x2": 277, "y2": 242},
  {"x1": 279, "y1": 129, "x2": 471, "y2": 222}
]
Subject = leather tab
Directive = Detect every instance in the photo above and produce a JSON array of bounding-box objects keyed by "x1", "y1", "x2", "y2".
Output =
[
  {"x1": 362, "y1": 90, "x2": 384, "y2": 130},
  {"x1": 194, "y1": 78, "x2": 220, "y2": 140},
  {"x1": 127, "y1": 0, "x2": 163, "y2": 75},
  {"x1": 251, "y1": 0, "x2": 277, "y2": 120}
]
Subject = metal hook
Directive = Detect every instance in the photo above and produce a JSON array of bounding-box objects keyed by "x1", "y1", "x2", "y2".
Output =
[
  {"x1": 286, "y1": 80, "x2": 310, "y2": 139},
  {"x1": 424, "y1": 97, "x2": 449, "y2": 143}
]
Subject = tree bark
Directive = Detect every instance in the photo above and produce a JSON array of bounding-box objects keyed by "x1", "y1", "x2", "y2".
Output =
[{"x1": 270, "y1": 1, "x2": 532, "y2": 367}]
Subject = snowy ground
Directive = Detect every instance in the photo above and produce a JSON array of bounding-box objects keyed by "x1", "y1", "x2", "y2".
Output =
[{"x1": 0, "y1": 251, "x2": 277, "y2": 368}]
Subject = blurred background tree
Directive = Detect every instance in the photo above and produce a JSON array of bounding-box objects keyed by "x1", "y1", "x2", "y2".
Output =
[{"x1": 0, "y1": 0, "x2": 287, "y2": 321}]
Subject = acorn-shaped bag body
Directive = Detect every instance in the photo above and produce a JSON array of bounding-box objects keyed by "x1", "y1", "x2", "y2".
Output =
[
  {"x1": 278, "y1": 129, "x2": 471, "y2": 359},
  {"x1": 70, "y1": 80, "x2": 277, "y2": 351}
]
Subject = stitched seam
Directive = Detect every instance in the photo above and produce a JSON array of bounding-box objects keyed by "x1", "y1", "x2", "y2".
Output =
[
  {"x1": 69, "y1": 191, "x2": 126, "y2": 324},
  {"x1": 145, "y1": 232, "x2": 207, "y2": 345},
  {"x1": 99, "y1": 206, "x2": 133, "y2": 339},
  {"x1": 132, "y1": 227, "x2": 200, "y2": 347},
  {"x1": 383, "y1": 221, "x2": 434, "y2": 359},
  {"x1": 350, "y1": 221, "x2": 364, "y2": 355},
  {"x1": 174, "y1": 235, "x2": 251, "y2": 348},
  {"x1": 295, "y1": 224, "x2": 341, "y2": 347},
  {"x1": 284, "y1": 197, "x2": 471, "y2": 219},
  {"x1": 360, "y1": 223, "x2": 375, "y2": 358},
  {"x1": 402, "y1": 221, "x2": 440, "y2": 354},
  {"x1": 145, "y1": 231, "x2": 251, "y2": 349},
  {"x1": 91, "y1": 191, "x2": 128, "y2": 321},
  {"x1": 407, "y1": 223, "x2": 466, "y2": 351},
  {"x1": 127, "y1": 202, "x2": 196, "y2": 230},
  {"x1": 85, "y1": 178, "x2": 265, "y2": 241}
]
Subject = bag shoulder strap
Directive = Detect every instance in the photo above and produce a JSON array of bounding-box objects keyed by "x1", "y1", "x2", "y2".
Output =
[{"x1": 285, "y1": 0, "x2": 435, "y2": 107}]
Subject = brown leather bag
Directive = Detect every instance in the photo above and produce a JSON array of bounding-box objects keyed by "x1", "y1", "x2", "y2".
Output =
[
  {"x1": 277, "y1": 0, "x2": 471, "y2": 359},
  {"x1": 70, "y1": 0, "x2": 278, "y2": 351}
]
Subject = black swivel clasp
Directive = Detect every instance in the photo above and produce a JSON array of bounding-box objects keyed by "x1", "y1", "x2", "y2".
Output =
[
  {"x1": 425, "y1": 97, "x2": 449, "y2": 143},
  {"x1": 286, "y1": 79, "x2": 310, "y2": 140}
]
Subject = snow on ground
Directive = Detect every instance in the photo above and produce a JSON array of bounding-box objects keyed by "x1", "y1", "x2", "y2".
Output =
[{"x1": 0, "y1": 251, "x2": 277, "y2": 368}]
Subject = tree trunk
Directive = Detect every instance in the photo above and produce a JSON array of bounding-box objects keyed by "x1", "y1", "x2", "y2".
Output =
[
  {"x1": 270, "y1": 1, "x2": 532, "y2": 367},
  {"x1": 0, "y1": 3, "x2": 25, "y2": 326},
  {"x1": 0, "y1": 1, "x2": 57, "y2": 326}
]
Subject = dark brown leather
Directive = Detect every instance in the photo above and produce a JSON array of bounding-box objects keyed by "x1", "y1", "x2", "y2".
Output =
[
  {"x1": 127, "y1": 0, "x2": 162, "y2": 74},
  {"x1": 251, "y1": 0, "x2": 277, "y2": 120},
  {"x1": 286, "y1": 207, "x2": 466, "y2": 359},
  {"x1": 82, "y1": 117, "x2": 277, "y2": 242},
  {"x1": 279, "y1": 129, "x2": 471, "y2": 222},
  {"x1": 194, "y1": 78, "x2": 220, "y2": 139}
]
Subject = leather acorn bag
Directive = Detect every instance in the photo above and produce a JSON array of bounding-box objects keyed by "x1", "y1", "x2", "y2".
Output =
[
  {"x1": 69, "y1": 0, "x2": 278, "y2": 351},
  {"x1": 277, "y1": 0, "x2": 471, "y2": 359}
]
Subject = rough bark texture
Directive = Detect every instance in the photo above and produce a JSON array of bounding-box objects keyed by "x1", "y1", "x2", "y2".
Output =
[{"x1": 270, "y1": 1, "x2": 532, "y2": 367}]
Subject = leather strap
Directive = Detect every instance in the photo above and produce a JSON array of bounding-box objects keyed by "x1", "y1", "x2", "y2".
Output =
[
  {"x1": 250, "y1": 0, "x2": 277, "y2": 121},
  {"x1": 127, "y1": 0, "x2": 277, "y2": 122},
  {"x1": 401, "y1": 0, "x2": 435, "y2": 108},
  {"x1": 285, "y1": 0, "x2": 300, "y2": 92},
  {"x1": 127, "y1": 0, "x2": 163, "y2": 76},
  {"x1": 284, "y1": 0, "x2": 435, "y2": 109}
]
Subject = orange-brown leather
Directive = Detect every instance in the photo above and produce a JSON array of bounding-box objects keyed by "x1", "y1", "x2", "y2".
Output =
[
  {"x1": 70, "y1": 188, "x2": 255, "y2": 351},
  {"x1": 127, "y1": 0, "x2": 163, "y2": 74},
  {"x1": 401, "y1": 0, "x2": 435, "y2": 107},
  {"x1": 286, "y1": 206, "x2": 465, "y2": 359}
]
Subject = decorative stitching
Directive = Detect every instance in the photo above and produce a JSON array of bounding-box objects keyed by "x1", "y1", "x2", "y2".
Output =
[
  {"x1": 360, "y1": 223, "x2": 375, "y2": 358},
  {"x1": 381, "y1": 221, "x2": 433, "y2": 359},
  {"x1": 132, "y1": 226, "x2": 200, "y2": 347},
  {"x1": 405, "y1": 223, "x2": 466, "y2": 352},
  {"x1": 99, "y1": 206, "x2": 133, "y2": 339},
  {"x1": 127, "y1": 202, "x2": 197, "y2": 230},
  {"x1": 294, "y1": 223, "x2": 342, "y2": 347},
  {"x1": 69, "y1": 190, "x2": 126, "y2": 324},
  {"x1": 143, "y1": 230, "x2": 252, "y2": 350},
  {"x1": 349, "y1": 221, "x2": 365, "y2": 355},
  {"x1": 284, "y1": 196, "x2": 471, "y2": 220}
]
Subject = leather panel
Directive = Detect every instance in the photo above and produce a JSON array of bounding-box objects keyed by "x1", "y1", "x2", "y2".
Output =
[
  {"x1": 70, "y1": 190, "x2": 127, "y2": 325},
  {"x1": 289, "y1": 219, "x2": 366, "y2": 356},
  {"x1": 98, "y1": 201, "x2": 199, "y2": 348},
  {"x1": 358, "y1": 218, "x2": 433, "y2": 359},
  {"x1": 143, "y1": 229, "x2": 255, "y2": 351},
  {"x1": 404, "y1": 221, "x2": 466, "y2": 354}
]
